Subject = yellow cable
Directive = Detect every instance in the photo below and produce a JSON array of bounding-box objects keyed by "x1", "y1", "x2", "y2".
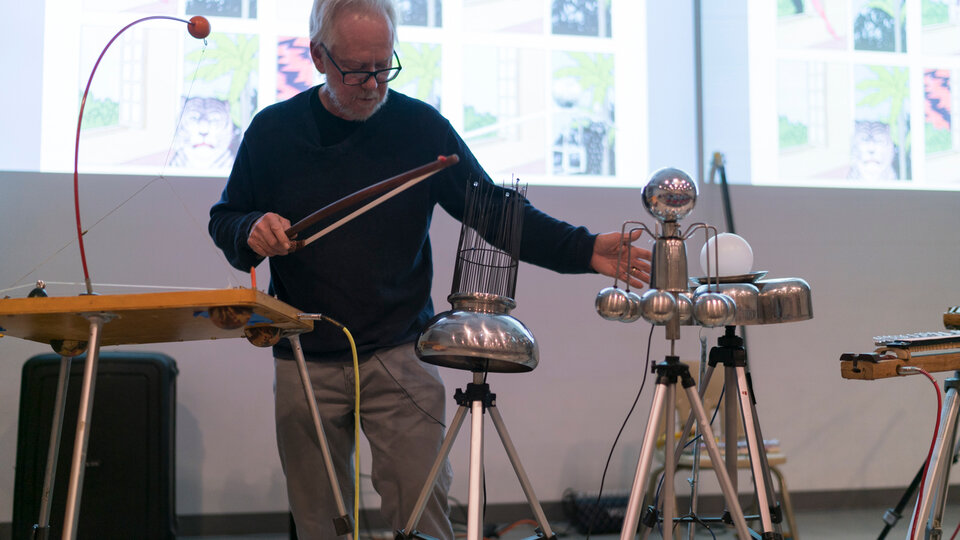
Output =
[
  {"x1": 339, "y1": 324, "x2": 360, "y2": 540},
  {"x1": 317, "y1": 315, "x2": 360, "y2": 540}
]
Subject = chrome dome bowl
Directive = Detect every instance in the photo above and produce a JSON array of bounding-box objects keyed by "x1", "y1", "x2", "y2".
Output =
[{"x1": 416, "y1": 292, "x2": 538, "y2": 373}]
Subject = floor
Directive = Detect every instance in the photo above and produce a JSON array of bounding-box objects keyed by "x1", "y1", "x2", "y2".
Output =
[{"x1": 182, "y1": 505, "x2": 960, "y2": 539}]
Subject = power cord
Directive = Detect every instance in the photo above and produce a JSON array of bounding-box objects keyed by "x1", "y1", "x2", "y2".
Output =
[
  {"x1": 585, "y1": 323, "x2": 656, "y2": 539},
  {"x1": 315, "y1": 314, "x2": 361, "y2": 540}
]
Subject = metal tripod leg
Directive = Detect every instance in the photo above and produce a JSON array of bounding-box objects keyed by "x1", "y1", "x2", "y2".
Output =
[
  {"x1": 61, "y1": 314, "x2": 107, "y2": 540},
  {"x1": 32, "y1": 354, "x2": 74, "y2": 540},
  {"x1": 731, "y1": 365, "x2": 781, "y2": 538},
  {"x1": 287, "y1": 334, "x2": 353, "y2": 539},
  {"x1": 620, "y1": 359, "x2": 751, "y2": 540},
  {"x1": 399, "y1": 373, "x2": 554, "y2": 540},
  {"x1": 907, "y1": 374, "x2": 960, "y2": 540},
  {"x1": 487, "y1": 406, "x2": 556, "y2": 538}
]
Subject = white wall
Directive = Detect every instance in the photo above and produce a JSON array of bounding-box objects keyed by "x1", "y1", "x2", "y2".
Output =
[{"x1": 2, "y1": 0, "x2": 960, "y2": 527}]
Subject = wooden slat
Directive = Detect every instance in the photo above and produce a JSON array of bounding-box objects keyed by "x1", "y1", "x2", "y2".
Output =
[
  {"x1": 840, "y1": 351, "x2": 960, "y2": 380},
  {"x1": 0, "y1": 288, "x2": 311, "y2": 347}
]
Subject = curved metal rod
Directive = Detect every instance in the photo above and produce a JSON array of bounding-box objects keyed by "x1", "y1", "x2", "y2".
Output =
[
  {"x1": 285, "y1": 154, "x2": 460, "y2": 250},
  {"x1": 615, "y1": 220, "x2": 652, "y2": 289},
  {"x1": 74, "y1": 15, "x2": 210, "y2": 295}
]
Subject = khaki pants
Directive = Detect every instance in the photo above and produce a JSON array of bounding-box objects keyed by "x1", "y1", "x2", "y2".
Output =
[{"x1": 274, "y1": 342, "x2": 454, "y2": 539}]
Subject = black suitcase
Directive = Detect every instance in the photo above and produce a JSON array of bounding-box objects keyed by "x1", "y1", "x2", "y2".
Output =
[{"x1": 12, "y1": 352, "x2": 178, "y2": 539}]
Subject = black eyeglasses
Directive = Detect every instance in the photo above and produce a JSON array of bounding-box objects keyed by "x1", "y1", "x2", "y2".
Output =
[{"x1": 320, "y1": 43, "x2": 402, "y2": 86}]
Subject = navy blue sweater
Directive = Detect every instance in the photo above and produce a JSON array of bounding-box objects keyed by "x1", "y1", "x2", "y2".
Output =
[{"x1": 209, "y1": 87, "x2": 596, "y2": 361}]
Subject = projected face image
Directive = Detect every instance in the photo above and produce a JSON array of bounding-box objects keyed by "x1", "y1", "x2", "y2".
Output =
[{"x1": 313, "y1": 9, "x2": 394, "y2": 121}]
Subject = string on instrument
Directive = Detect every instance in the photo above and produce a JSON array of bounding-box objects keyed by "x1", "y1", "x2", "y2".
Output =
[
  {"x1": 450, "y1": 178, "x2": 526, "y2": 300},
  {"x1": 0, "y1": 281, "x2": 227, "y2": 297}
]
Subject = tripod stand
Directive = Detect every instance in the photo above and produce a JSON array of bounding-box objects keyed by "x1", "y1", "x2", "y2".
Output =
[
  {"x1": 396, "y1": 372, "x2": 556, "y2": 540},
  {"x1": 664, "y1": 327, "x2": 788, "y2": 538},
  {"x1": 620, "y1": 355, "x2": 752, "y2": 540},
  {"x1": 901, "y1": 372, "x2": 960, "y2": 540}
]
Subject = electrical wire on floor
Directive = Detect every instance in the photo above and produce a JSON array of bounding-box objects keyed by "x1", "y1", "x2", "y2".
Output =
[{"x1": 584, "y1": 324, "x2": 656, "y2": 540}]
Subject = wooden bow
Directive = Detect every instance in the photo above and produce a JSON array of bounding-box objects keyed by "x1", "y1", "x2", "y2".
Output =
[{"x1": 284, "y1": 154, "x2": 460, "y2": 251}]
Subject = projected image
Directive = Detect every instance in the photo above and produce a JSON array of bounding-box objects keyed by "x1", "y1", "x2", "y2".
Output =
[
  {"x1": 552, "y1": 0, "x2": 613, "y2": 37},
  {"x1": 776, "y1": 0, "x2": 846, "y2": 49},
  {"x1": 167, "y1": 32, "x2": 258, "y2": 172},
  {"x1": 396, "y1": 0, "x2": 442, "y2": 27},
  {"x1": 73, "y1": 24, "x2": 185, "y2": 172},
  {"x1": 464, "y1": 0, "x2": 542, "y2": 33},
  {"x1": 552, "y1": 51, "x2": 615, "y2": 176},
  {"x1": 277, "y1": 37, "x2": 315, "y2": 101},
  {"x1": 28, "y1": 0, "x2": 645, "y2": 187},
  {"x1": 753, "y1": 0, "x2": 960, "y2": 188},
  {"x1": 852, "y1": 64, "x2": 910, "y2": 181},
  {"x1": 852, "y1": 0, "x2": 907, "y2": 52},
  {"x1": 186, "y1": 0, "x2": 258, "y2": 18},
  {"x1": 922, "y1": 0, "x2": 960, "y2": 53},
  {"x1": 392, "y1": 43, "x2": 442, "y2": 110},
  {"x1": 463, "y1": 46, "x2": 548, "y2": 176}
]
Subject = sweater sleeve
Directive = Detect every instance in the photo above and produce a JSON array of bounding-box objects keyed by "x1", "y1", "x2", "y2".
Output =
[
  {"x1": 433, "y1": 124, "x2": 596, "y2": 275},
  {"x1": 208, "y1": 138, "x2": 267, "y2": 272}
]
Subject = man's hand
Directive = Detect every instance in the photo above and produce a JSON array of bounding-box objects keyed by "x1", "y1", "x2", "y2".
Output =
[
  {"x1": 590, "y1": 229, "x2": 652, "y2": 289},
  {"x1": 248, "y1": 212, "x2": 293, "y2": 257}
]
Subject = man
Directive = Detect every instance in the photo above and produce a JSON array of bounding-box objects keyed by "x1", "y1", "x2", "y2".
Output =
[{"x1": 208, "y1": 0, "x2": 651, "y2": 537}]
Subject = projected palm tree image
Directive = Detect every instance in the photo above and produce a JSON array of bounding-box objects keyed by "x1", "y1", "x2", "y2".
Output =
[
  {"x1": 552, "y1": 51, "x2": 615, "y2": 176},
  {"x1": 392, "y1": 43, "x2": 442, "y2": 110},
  {"x1": 169, "y1": 32, "x2": 259, "y2": 171},
  {"x1": 854, "y1": 65, "x2": 911, "y2": 180}
]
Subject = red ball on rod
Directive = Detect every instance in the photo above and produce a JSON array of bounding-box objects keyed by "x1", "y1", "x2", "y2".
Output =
[{"x1": 188, "y1": 15, "x2": 210, "y2": 39}]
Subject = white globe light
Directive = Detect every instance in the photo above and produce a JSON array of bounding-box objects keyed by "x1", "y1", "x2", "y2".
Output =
[{"x1": 700, "y1": 233, "x2": 754, "y2": 277}]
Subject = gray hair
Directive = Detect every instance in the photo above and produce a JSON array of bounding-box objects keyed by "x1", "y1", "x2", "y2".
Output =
[{"x1": 309, "y1": 0, "x2": 398, "y2": 48}]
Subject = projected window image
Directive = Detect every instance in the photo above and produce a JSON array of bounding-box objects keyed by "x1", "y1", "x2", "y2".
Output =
[
  {"x1": 752, "y1": 0, "x2": 960, "y2": 189},
  {"x1": 33, "y1": 0, "x2": 645, "y2": 187}
]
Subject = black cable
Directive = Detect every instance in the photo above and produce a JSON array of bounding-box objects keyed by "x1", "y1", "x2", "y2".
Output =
[
  {"x1": 375, "y1": 356, "x2": 446, "y2": 428},
  {"x1": 585, "y1": 324, "x2": 656, "y2": 540},
  {"x1": 713, "y1": 154, "x2": 748, "y2": 348},
  {"x1": 714, "y1": 154, "x2": 736, "y2": 235}
]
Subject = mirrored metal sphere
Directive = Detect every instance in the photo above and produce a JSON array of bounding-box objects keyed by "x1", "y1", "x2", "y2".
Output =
[
  {"x1": 693, "y1": 292, "x2": 736, "y2": 327},
  {"x1": 642, "y1": 168, "x2": 698, "y2": 222},
  {"x1": 596, "y1": 286, "x2": 629, "y2": 321},
  {"x1": 620, "y1": 291, "x2": 643, "y2": 323},
  {"x1": 641, "y1": 289, "x2": 676, "y2": 324},
  {"x1": 695, "y1": 283, "x2": 760, "y2": 325},
  {"x1": 676, "y1": 291, "x2": 694, "y2": 325}
]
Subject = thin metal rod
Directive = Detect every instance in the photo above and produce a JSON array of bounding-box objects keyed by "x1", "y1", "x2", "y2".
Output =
[
  {"x1": 908, "y1": 384, "x2": 960, "y2": 540},
  {"x1": 488, "y1": 406, "x2": 554, "y2": 537},
  {"x1": 723, "y1": 367, "x2": 739, "y2": 494},
  {"x1": 35, "y1": 355, "x2": 73, "y2": 539},
  {"x1": 682, "y1": 384, "x2": 752, "y2": 539},
  {"x1": 403, "y1": 406, "x2": 468, "y2": 535},
  {"x1": 662, "y1": 384, "x2": 677, "y2": 540},
  {"x1": 288, "y1": 334, "x2": 353, "y2": 539},
  {"x1": 733, "y1": 367, "x2": 774, "y2": 533},
  {"x1": 467, "y1": 398, "x2": 485, "y2": 540},
  {"x1": 62, "y1": 315, "x2": 105, "y2": 540},
  {"x1": 620, "y1": 384, "x2": 669, "y2": 540}
]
